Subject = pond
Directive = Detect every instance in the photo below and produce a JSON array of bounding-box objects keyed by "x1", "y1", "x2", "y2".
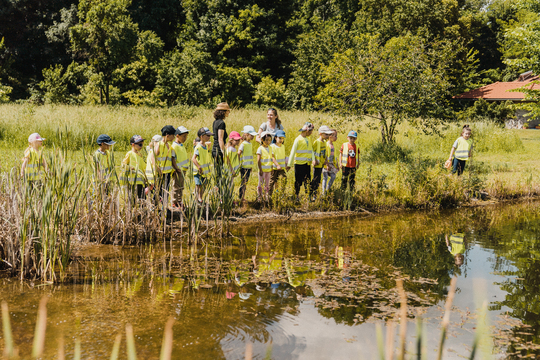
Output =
[{"x1": 1, "y1": 201, "x2": 540, "y2": 359}]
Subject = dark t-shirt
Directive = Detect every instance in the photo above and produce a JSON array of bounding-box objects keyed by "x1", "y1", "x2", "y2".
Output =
[{"x1": 212, "y1": 119, "x2": 227, "y2": 157}]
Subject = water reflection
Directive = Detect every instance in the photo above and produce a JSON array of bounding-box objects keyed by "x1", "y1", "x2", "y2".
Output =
[{"x1": 3, "y1": 201, "x2": 540, "y2": 358}]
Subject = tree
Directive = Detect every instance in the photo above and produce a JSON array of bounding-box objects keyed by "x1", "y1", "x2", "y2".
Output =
[
  {"x1": 317, "y1": 34, "x2": 453, "y2": 144},
  {"x1": 70, "y1": 0, "x2": 139, "y2": 104}
]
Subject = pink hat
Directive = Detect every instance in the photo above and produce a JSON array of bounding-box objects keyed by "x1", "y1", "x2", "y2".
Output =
[
  {"x1": 229, "y1": 131, "x2": 241, "y2": 140},
  {"x1": 28, "y1": 133, "x2": 45, "y2": 142}
]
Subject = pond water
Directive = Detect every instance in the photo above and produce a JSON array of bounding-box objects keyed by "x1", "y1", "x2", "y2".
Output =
[{"x1": 1, "y1": 201, "x2": 540, "y2": 359}]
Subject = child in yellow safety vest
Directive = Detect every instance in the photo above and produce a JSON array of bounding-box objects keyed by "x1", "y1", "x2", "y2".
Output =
[
  {"x1": 225, "y1": 131, "x2": 242, "y2": 185},
  {"x1": 120, "y1": 135, "x2": 147, "y2": 199},
  {"x1": 257, "y1": 131, "x2": 273, "y2": 202},
  {"x1": 322, "y1": 129, "x2": 339, "y2": 195},
  {"x1": 192, "y1": 127, "x2": 214, "y2": 203},
  {"x1": 145, "y1": 135, "x2": 162, "y2": 195},
  {"x1": 445, "y1": 233, "x2": 466, "y2": 266},
  {"x1": 269, "y1": 129, "x2": 289, "y2": 197},
  {"x1": 447, "y1": 125, "x2": 473, "y2": 176},
  {"x1": 21, "y1": 133, "x2": 48, "y2": 181},
  {"x1": 92, "y1": 134, "x2": 116, "y2": 185},
  {"x1": 340, "y1": 130, "x2": 360, "y2": 191},
  {"x1": 238, "y1": 125, "x2": 258, "y2": 202},
  {"x1": 154, "y1": 125, "x2": 183, "y2": 202},
  {"x1": 288, "y1": 122, "x2": 315, "y2": 200},
  {"x1": 171, "y1": 126, "x2": 191, "y2": 209},
  {"x1": 310, "y1": 125, "x2": 333, "y2": 198}
]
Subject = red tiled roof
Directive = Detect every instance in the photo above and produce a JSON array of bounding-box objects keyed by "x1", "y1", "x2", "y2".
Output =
[{"x1": 454, "y1": 76, "x2": 540, "y2": 100}]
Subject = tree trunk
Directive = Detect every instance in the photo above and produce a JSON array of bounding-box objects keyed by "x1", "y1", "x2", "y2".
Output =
[
  {"x1": 105, "y1": 80, "x2": 110, "y2": 105},
  {"x1": 99, "y1": 87, "x2": 103, "y2": 104}
]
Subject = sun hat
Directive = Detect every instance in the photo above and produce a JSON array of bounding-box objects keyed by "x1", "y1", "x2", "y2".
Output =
[
  {"x1": 175, "y1": 126, "x2": 190, "y2": 135},
  {"x1": 260, "y1": 131, "x2": 272, "y2": 140},
  {"x1": 130, "y1": 135, "x2": 144, "y2": 144},
  {"x1": 275, "y1": 130, "x2": 286, "y2": 138},
  {"x1": 319, "y1": 125, "x2": 333, "y2": 134},
  {"x1": 197, "y1": 127, "x2": 214, "y2": 137},
  {"x1": 96, "y1": 134, "x2": 115, "y2": 145},
  {"x1": 229, "y1": 131, "x2": 241, "y2": 140},
  {"x1": 241, "y1": 125, "x2": 258, "y2": 136},
  {"x1": 151, "y1": 135, "x2": 162, "y2": 143},
  {"x1": 299, "y1": 122, "x2": 314, "y2": 132},
  {"x1": 28, "y1": 133, "x2": 45, "y2": 142},
  {"x1": 161, "y1": 125, "x2": 176, "y2": 136},
  {"x1": 347, "y1": 130, "x2": 358, "y2": 138},
  {"x1": 215, "y1": 102, "x2": 231, "y2": 111}
]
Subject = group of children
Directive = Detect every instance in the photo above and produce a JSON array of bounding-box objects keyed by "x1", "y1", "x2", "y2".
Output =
[{"x1": 20, "y1": 116, "x2": 474, "y2": 208}]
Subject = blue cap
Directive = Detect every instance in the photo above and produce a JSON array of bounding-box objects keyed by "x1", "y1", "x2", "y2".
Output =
[
  {"x1": 275, "y1": 130, "x2": 286, "y2": 138},
  {"x1": 96, "y1": 134, "x2": 116, "y2": 145},
  {"x1": 347, "y1": 130, "x2": 358, "y2": 138}
]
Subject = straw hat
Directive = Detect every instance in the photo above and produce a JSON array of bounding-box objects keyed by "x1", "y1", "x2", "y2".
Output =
[{"x1": 215, "y1": 102, "x2": 231, "y2": 111}]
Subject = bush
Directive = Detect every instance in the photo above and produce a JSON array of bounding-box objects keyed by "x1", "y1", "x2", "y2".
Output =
[
  {"x1": 365, "y1": 142, "x2": 412, "y2": 163},
  {"x1": 0, "y1": 82, "x2": 11, "y2": 103},
  {"x1": 253, "y1": 76, "x2": 288, "y2": 109}
]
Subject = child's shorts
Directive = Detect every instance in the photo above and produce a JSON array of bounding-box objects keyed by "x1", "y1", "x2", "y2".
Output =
[{"x1": 194, "y1": 174, "x2": 207, "y2": 186}]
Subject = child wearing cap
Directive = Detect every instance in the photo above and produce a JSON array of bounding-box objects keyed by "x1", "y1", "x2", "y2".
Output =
[
  {"x1": 145, "y1": 135, "x2": 162, "y2": 192},
  {"x1": 257, "y1": 131, "x2": 273, "y2": 202},
  {"x1": 120, "y1": 135, "x2": 147, "y2": 200},
  {"x1": 269, "y1": 129, "x2": 288, "y2": 197},
  {"x1": 21, "y1": 133, "x2": 48, "y2": 181},
  {"x1": 322, "y1": 129, "x2": 339, "y2": 195},
  {"x1": 287, "y1": 122, "x2": 315, "y2": 200},
  {"x1": 238, "y1": 125, "x2": 258, "y2": 202},
  {"x1": 154, "y1": 125, "x2": 183, "y2": 202},
  {"x1": 311, "y1": 126, "x2": 333, "y2": 198},
  {"x1": 340, "y1": 131, "x2": 360, "y2": 191},
  {"x1": 93, "y1": 134, "x2": 116, "y2": 185},
  {"x1": 192, "y1": 127, "x2": 214, "y2": 202},
  {"x1": 171, "y1": 126, "x2": 191, "y2": 209}
]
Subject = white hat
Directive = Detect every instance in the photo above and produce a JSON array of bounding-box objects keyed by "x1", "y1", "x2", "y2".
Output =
[
  {"x1": 241, "y1": 125, "x2": 258, "y2": 136},
  {"x1": 318, "y1": 125, "x2": 333, "y2": 134},
  {"x1": 28, "y1": 133, "x2": 45, "y2": 142},
  {"x1": 175, "y1": 126, "x2": 190, "y2": 135},
  {"x1": 260, "y1": 131, "x2": 272, "y2": 139},
  {"x1": 151, "y1": 135, "x2": 163, "y2": 142}
]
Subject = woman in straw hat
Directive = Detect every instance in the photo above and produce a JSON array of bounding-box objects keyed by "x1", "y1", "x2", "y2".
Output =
[{"x1": 212, "y1": 102, "x2": 231, "y2": 175}]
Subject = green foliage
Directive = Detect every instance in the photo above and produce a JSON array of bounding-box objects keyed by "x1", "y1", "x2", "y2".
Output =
[
  {"x1": 253, "y1": 76, "x2": 288, "y2": 108},
  {"x1": 457, "y1": 98, "x2": 515, "y2": 124},
  {"x1": 0, "y1": 83, "x2": 11, "y2": 104},
  {"x1": 366, "y1": 142, "x2": 411, "y2": 164},
  {"x1": 317, "y1": 34, "x2": 453, "y2": 143},
  {"x1": 215, "y1": 65, "x2": 261, "y2": 107}
]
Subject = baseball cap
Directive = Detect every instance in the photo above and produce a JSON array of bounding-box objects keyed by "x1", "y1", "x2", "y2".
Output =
[
  {"x1": 175, "y1": 126, "x2": 190, "y2": 135},
  {"x1": 161, "y1": 125, "x2": 176, "y2": 136},
  {"x1": 28, "y1": 133, "x2": 45, "y2": 142},
  {"x1": 229, "y1": 131, "x2": 241, "y2": 140},
  {"x1": 275, "y1": 130, "x2": 286, "y2": 138},
  {"x1": 96, "y1": 134, "x2": 116, "y2": 145},
  {"x1": 319, "y1": 125, "x2": 333, "y2": 134},
  {"x1": 299, "y1": 122, "x2": 314, "y2": 132},
  {"x1": 197, "y1": 127, "x2": 214, "y2": 137},
  {"x1": 348, "y1": 130, "x2": 358, "y2": 138},
  {"x1": 130, "y1": 135, "x2": 144, "y2": 144},
  {"x1": 260, "y1": 131, "x2": 272, "y2": 140},
  {"x1": 241, "y1": 125, "x2": 258, "y2": 136},
  {"x1": 151, "y1": 135, "x2": 163, "y2": 142}
]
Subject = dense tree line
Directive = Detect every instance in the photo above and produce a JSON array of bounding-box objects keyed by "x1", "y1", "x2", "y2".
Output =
[{"x1": 0, "y1": 0, "x2": 538, "y2": 116}]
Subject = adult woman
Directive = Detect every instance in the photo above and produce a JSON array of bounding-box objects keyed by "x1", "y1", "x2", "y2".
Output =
[
  {"x1": 257, "y1": 108, "x2": 284, "y2": 143},
  {"x1": 212, "y1": 102, "x2": 231, "y2": 168}
]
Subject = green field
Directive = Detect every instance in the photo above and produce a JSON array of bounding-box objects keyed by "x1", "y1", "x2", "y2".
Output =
[{"x1": 0, "y1": 104, "x2": 537, "y2": 208}]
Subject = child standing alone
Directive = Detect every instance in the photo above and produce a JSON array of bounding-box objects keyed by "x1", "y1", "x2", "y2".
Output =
[
  {"x1": 340, "y1": 131, "x2": 360, "y2": 191},
  {"x1": 447, "y1": 125, "x2": 473, "y2": 176},
  {"x1": 21, "y1": 133, "x2": 47, "y2": 181}
]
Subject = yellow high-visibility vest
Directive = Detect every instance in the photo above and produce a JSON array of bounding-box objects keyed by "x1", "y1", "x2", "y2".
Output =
[
  {"x1": 258, "y1": 145, "x2": 273, "y2": 172},
  {"x1": 120, "y1": 150, "x2": 146, "y2": 186},
  {"x1": 23, "y1": 147, "x2": 44, "y2": 181},
  {"x1": 240, "y1": 141, "x2": 253, "y2": 169},
  {"x1": 313, "y1": 138, "x2": 327, "y2": 169},
  {"x1": 270, "y1": 143, "x2": 286, "y2": 169},
  {"x1": 341, "y1": 142, "x2": 359, "y2": 167},
  {"x1": 326, "y1": 142, "x2": 338, "y2": 168},
  {"x1": 93, "y1": 149, "x2": 114, "y2": 181},
  {"x1": 226, "y1": 146, "x2": 240, "y2": 175},
  {"x1": 172, "y1": 142, "x2": 189, "y2": 171},
  {"x1": 454, "y1": 137, "x2": 473, "y2": 161},
  {"x1": 145, "y1": 149, "x2": 157, "y2": 185},
  {"x1": 192, "y1": 143, "x2": 211, "y2": 177},
  {"x1": 293, "y1": 135, "x2": 313, "y2": 165},
  {"x1": 449, "y1": 233, "x2": 465, "y2": 256},
  {"x1": 156, "y1": 141, "x2": 174, "y2": 174}
]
